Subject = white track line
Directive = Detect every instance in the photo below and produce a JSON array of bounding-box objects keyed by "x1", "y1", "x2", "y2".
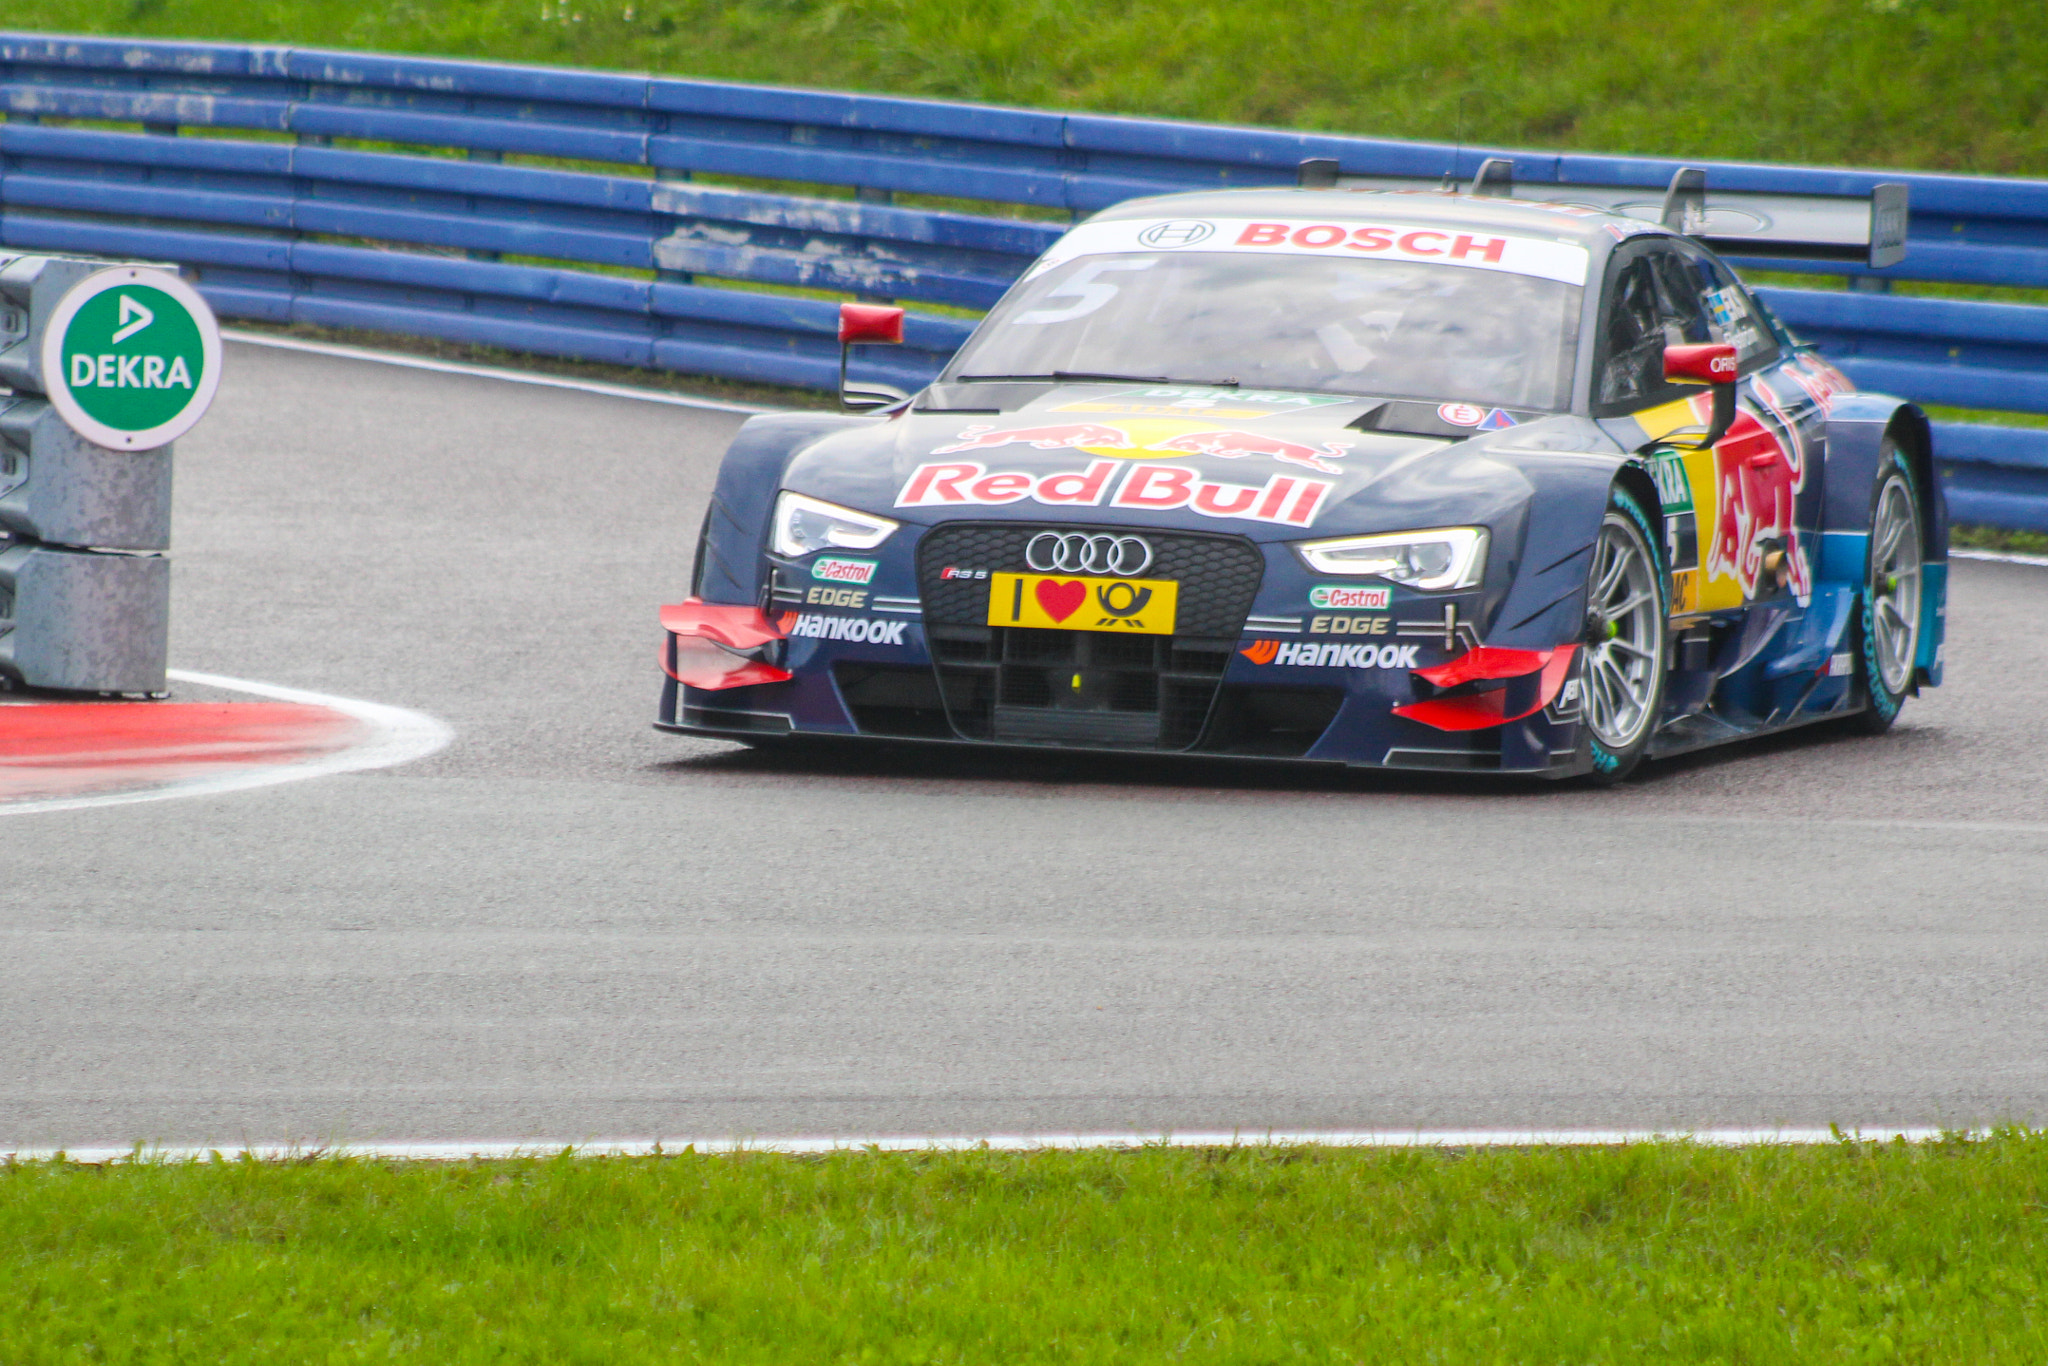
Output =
[
  {"x1": 222, "y1": 329, "x2": 782, "y2": 414},
  {"x1": 2, "y1": 1128, "x2": 1982, "y2": 1164},
  {"x1": 1953, "y1": 547, "x2": 2048, "y2": 567},
  {"x1": 0, "y1": 669, "x2": 451, "y2": 817}
]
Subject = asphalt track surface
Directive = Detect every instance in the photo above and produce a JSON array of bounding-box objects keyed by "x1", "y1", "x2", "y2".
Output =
[{"x1": 7, "y1": 339, "x2": 2048, "y2": 1150}]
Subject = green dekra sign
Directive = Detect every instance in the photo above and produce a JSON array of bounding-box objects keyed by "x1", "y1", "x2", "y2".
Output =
[{"x1": 42, "y1": 266, "x2": 222, "y2": 450}]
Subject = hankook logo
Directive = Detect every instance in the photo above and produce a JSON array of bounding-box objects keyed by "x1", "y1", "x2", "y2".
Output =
[
  {"x1": 1135, "y1": 220, "x2": 1215, "y2": 248},
  {"x1": 1024, "y1": 531, "x2": 1154, "y2": 576}
]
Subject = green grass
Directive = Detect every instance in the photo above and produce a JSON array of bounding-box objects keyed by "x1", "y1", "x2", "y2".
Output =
[
  {"x1": 17, "y1": 1, "x2": 2048, "y2": 179},
  {"x1": 1951, "y1": 524, "x2": 2048, "y2": 553},
  {"x1": 6, "y1": 1137, "x2": 2048, "y2": 1362}
]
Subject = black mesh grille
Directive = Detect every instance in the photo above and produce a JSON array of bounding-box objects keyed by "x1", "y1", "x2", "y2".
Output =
[{"x1": 908, "y1": 522, "x2": 1266, "y2": 750}]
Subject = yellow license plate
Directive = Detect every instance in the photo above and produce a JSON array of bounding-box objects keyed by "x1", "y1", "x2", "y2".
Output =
[{"x1": 987, "y1": 572, "x2": 1179, "y2": 635}]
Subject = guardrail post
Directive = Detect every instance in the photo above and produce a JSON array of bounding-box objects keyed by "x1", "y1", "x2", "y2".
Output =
[{"x1": 0, "y1": 255, "x2": 220, "y2": 696}]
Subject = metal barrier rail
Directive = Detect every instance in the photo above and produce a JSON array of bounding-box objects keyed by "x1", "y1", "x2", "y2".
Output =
[{"x1": 3, "y1": 33, "x2": 2045, "y2": 526}]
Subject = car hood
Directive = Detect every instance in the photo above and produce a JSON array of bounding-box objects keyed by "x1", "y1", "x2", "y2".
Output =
[{"x1": 782, "y1": 383, "x2": 1616, "y2": 541}]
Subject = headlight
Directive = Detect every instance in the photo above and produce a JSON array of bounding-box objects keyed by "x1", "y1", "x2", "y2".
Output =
[
  {"x1": 1294, "y1": 527, "x2": 1488, "y2": 590},
  {"x1": 770, "y1": 491, "x2": 900, "y2": 557}
]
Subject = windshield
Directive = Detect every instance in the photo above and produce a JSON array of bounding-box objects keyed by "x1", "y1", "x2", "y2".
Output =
[{"x1": 948, "y1": 251, "x2": 1582, "y2": 411}]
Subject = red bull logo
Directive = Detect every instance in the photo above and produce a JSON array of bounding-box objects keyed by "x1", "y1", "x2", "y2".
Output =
[
  {"x1": 932, "y1": 423, "x2": 1133, "y2": 454},
  {"x1": 1707, "y1": 400, "x2": 1811, "y2": 601},
  {"x1": 1145, "y1": 429, "x2": 1352, "y2": 474}
]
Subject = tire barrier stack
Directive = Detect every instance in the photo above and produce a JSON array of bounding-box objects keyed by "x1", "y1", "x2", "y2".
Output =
[{"x1": 0, "y1": 252, "x2": 219, "y2": 694}]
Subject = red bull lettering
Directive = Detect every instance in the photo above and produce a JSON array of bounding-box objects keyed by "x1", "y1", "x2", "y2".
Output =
[
  {"x1": 898, "y1": 460, "x2": 1120, "y2": 508},
  {"x1": 897, "y1": 460, "x2": 1334, "y2": 527},
  {"x1": 1111, "y1": 464, "x2": 1333, "y2": 526},
  {"x1": 1145, "y1": 429, "x2": 1353, "y2": 474},
  {"x1": 932, "y1": 423, "x2": 1133, "y2": 454}
]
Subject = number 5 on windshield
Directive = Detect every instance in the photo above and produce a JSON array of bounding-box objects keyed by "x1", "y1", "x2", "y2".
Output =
[{"x1": 1013, "y1": 258, "x2": 1158, "y2": 325}]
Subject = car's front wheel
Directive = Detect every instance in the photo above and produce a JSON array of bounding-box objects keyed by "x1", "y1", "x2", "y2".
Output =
[
  {"x1": 1581, "y1": 485, "x2": 1669, "y2": 784},
  {"x1": 1847, "y1": 438, "x2": 1924, "y2": 734}
]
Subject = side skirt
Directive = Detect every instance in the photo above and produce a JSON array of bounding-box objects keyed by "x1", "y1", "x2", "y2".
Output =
[{"x1": 1648, "y1": 703, "x2": 1859, "y2": 761}]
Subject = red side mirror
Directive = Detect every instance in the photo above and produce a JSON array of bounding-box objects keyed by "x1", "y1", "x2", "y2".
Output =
[
  {"x1": 1664, "y1": 342, "x2": 1738, "y2": 385},
  {"x1": 1660, "y1": 343, "x2": 1739, "y2": 451},
  {"x1": 839, "y1": 303, "x2": 904, "y2": 345},
  {"x1": 838, "y1": 303, "x2": 907, "y2": 412}
]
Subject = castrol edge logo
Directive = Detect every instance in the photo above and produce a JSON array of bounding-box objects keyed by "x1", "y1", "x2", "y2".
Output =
[
  {"x1": 897, "y1": 459, "x2": 1335, "y2": 528},
  {"x1": 1026, "y1": 217, "x2": 1590, "y2": 286}
]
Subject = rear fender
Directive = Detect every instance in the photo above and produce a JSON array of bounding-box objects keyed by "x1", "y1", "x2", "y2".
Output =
[
  {"x1": 694, "y1": 413, "x2": 870, "y2": 606},
  {"x1": 1817, "y1": 397, "x2": 1941, "y2": 571},
  {"x1": 1893, "y1": 406, "x2": 1948, "y2": 684},
  {"x1": 1818, "y1": 397, "x2": 1946, "y2": 685}
]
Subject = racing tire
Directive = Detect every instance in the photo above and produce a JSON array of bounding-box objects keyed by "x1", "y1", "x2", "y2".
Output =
[
  {"x1": 1579, "y1": 485, "x2": 1670, "y2": 786},
  {"x1": 1845, "y1": 438, "x2": 1924, "y2": 735}
]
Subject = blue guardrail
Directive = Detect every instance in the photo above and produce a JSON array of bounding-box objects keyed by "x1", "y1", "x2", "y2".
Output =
[{"x1": 3, "y1": 33, "x2": 2045, "y2": 528}]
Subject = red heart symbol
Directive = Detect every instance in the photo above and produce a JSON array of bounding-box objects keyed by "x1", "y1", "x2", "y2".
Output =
[{"x1": 1034, "y1": 578, "x2": 1087, "y2": 623}]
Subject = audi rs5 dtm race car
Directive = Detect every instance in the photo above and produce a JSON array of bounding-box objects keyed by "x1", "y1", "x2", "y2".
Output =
[{"x1": 658, "y1": 170, "x2": 1944, "y2": 781}]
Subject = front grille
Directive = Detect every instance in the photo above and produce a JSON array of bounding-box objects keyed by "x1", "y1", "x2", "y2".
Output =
[
  {"x1": 913, "y1": 522, "x2": 1265, "y2": 750},
  {"x1": 918, "y1": 523, "x2": 1263, "y2": 636}
]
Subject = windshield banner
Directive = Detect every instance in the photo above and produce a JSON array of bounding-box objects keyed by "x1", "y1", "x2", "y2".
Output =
[{"x1": 1027, "y1": 216, "x2": 1590, "y2": 286}]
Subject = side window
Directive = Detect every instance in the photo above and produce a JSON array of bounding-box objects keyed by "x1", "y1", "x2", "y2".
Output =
[
  {"x1": 1647, "y1": 252, "x2": 1714, "y2": 345},
  {"x1": 1687, "y1": 249, "x2": 1783, "y2": 368},
  {"x1": 1597, "y1": 246, "x2": 1709, "y2": 409},
  {"x1": 1597, "y1": 255, "x2": 1665, "y2": 409}
]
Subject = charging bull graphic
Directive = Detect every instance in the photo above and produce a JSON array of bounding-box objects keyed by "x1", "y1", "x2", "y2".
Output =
[
  {"x1": 933, "y1": 423, "x2": 1134, "y2": 454},
  {"x1": 1707, "y1": 395, "x2": 1811, "y2": 602},
  {"x1": 1146, "y1": 429, "x2": 1353, "y2": 474}
]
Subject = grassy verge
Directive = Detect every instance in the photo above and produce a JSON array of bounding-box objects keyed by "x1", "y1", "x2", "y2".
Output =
[
  {"x1": 18, "y1": 1, "x2": 2048, "y2": 178},
  {"x1": 1950, "y1": 524, "x2": 2048, "y2": 553},
  {"x1": 6, "y1": 1137, "x2": 2048, "y2": 1362}
]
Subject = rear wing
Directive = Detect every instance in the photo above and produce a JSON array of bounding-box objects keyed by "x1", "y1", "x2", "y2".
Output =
[{"x1": 1296, "y1": 160, "x2": 1907, "y2": 269}]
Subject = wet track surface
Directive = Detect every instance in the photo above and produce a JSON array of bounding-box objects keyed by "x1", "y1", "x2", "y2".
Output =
[{"x1": 6, "y1": 340, "x2": 2048, "y2": 1148}]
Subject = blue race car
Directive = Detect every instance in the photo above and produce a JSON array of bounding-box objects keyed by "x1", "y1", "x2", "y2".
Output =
[{"x1": 659, "y1": 171, "x2": 1943, "y2": 781}]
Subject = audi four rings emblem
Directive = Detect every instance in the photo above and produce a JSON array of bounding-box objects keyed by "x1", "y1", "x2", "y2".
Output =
[{"x1": 1025, "y1": 532, "x2": 1154, "y2": 576}]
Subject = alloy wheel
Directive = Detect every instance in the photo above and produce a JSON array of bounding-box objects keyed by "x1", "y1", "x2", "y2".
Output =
[
  {"x1": 1583, "y1": 511, "x2": 1666, "y2": 752},
  {"x1": 1868, "y1": 473, "x2": 1924, "y2": 695}
]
